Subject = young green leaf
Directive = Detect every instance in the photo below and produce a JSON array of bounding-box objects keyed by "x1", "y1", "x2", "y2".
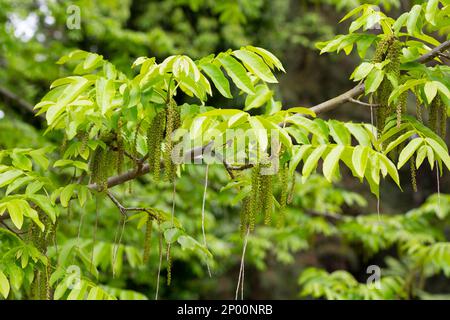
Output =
[
  {"x1": 200, "y1": 63, "x2": 232, "y2": 98},
  {"x1": 0, "y1": 270, "x2": 10, "y2": 299},
  {"x1": 323, "y1": 146, "x2": 345, "y2": 182},
  {"x1": 397, "y1": 138, "x2": 423, "y2": 169},
  {"x1": 217, "y1": 54, "x2": 255, "y2": 94},
  {"x1": 232, "y1": 49, "x2": 278, "y2": 83}
]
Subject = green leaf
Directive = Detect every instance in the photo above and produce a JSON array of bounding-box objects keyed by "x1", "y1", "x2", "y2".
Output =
[
  {"x1": 345, "y1": 123, "x2": 371, "y2": 146},
  {"x1": 27, "y1": 194, "x2": 57, "y2": 223},
  {"x1": 302, "y1": 145, "x2": 327, "y2": 179},
  {"x1": 407, "y1": 5, "x2": 422, "y2": 36},
  {"x1": 416, "y1": 145, "x2": 428, "y2": 169},
  {"x1": 287, "y1": 116, "x2": 327, "y2": 140},
  {"x1": 434, "y1": 81, "x2": 450, "y2": 99},
  {"x1": 286, "y1": 107, "x2": 316, "y2": 118},
  {"x1": 232, "y1": 49, "x2": 278, "y2": 83},
  {"x1": 339, "y1": 5, "x2": 366, "y2": 23},
  {"x1": 384, "y1": 130, "x2": 415, "y2": 154},
  {"x1": 0, "y1": 169, "x2": 23, "y2": 188},
  {"x1": 424, "y1": 81, "x2": 438, "y2": 104},
  {"x1": 352, "y1": 145, "x2": 369, "y2": 178},
  {"x1": 426, "y1": 138, "x2": 450, "y2": 171},
  {"x1": 365, "y1": 68, "x2": 384, "y2": 94},
  {"x1": 11, "y1": 152, "x2": 32, "y2": 171},
  {"x1": 7, "y1": 200, "x2": 24, "y2": 229},
  {"x1": 245, "y1": 46, "x2": 285, "y2": 72},
  {"x1": 425, "y1": 0, "x2": 439, "y2": 25},
  {"x1": 323, "y1": 146, "x2": 345, "y2": 182},
  {"x1": 393, "y1": 12, "x2": 409, "y2": 35},
  {"x1": 177, "y1": 235, "x2": 196, "y2": 250},
  {"x1": 350, "y1": 62, "x2": 374, "y2": 81},
  {"x1": 164, "y1": 228, "x2": 181, "y2": 244},
  {"x1": 289, "y1": 145, "x2": 312, "y2": 176},
  {"x1": 200, "y1": 63, "x2": 232, "y2": 98},
  {"x1": 96, "y1": 77, "x2": 115, "y2": 115},
  {"x1": 60, "y1": 184, "x2": 77, "y2": 208},
  {"x1": 6, "y1": 176, "x2": 34, "y2": 196},
  {"x1": 249, "y1": 117, "x2": 268, "y2": 151},
  {"x1": 328, "y1": 120, "x2": 351, "y2": 145},
  {"x1": 0, "y1": 270, "x2": 10, "y2": 299},
  {"x1": 54, "y1": 160, "x2": 89, "y2": 172},
  {"x1": 244, "y1": 84, "x2": 273, "y2": 110},
  {"x1": 397, "y1": 138, "x2": 423, "y2": 169},
  {"x1": 378, "y1": 153, "x2": 400, "y2": 187},
  {"x1": 217, "y1": 54, "x2": 255, "y2": 95},
  {"x1": 46, "y1": 77, "x2": 90, "y2": 125}
]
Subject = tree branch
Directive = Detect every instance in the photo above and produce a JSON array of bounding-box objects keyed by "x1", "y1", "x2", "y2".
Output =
[
  {"x1": 308, "y1": 39, "x2": 450, "y2": 115},
  {"x1": 416, "y1": 40, "x2": 450, "y2": 64},
  {"x1": 0, "y1": 86, "x2": 43, "y2": 119},
  {"x1": 107, "y1": 190, "x2": 159, "y2": 220}
]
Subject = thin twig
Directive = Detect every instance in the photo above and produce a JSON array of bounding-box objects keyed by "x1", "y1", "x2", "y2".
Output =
[
  {"x1": 201, "y1": 165, "x2": 212, "y2": 277},
  {"x1": 348, "y1": 97, "x2": 379, "y2": 108}
]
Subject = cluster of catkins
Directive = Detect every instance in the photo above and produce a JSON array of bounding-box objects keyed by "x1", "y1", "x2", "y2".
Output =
[
  {"x1": 240, "y1": 162, "x2": 290, "y2": 235},
  {"x1": 147, "y1": 99, "x2": 181, "y2": 182},
  {"x1": 373, "y1": 34, "x2": 404, "y2": 130},
  {"x1": 374, "y1": 35, "x2": 448, "y2": 192},
  {"x1": 89, "y1": 129, "x2": 124, "y2": 191},
  {"x1": 29, "y1": 214, "x2": 54, "y2": 300}
]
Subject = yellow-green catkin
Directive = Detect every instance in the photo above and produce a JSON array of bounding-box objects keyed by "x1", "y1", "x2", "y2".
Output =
[
  {"x1": 249, "y1": 165, "x2": 261, "y2": 231},
  {"x1": 397, "y1": 92, "x2": 407, "y2": 128},
  {"x1": 116, "y1": 119, "x2": 124, "y2": 174},
  {"x1": 260, "y1": 173, "x2": 273, "y2": 225},
  {"x1": 278, "y1": 165, "x2": 289, "y2": 227},
  {"x1": 164, "y1": 100, "x2": 180, "y2": 182},
  {"x1": 240, "y1": 196, "x2": 251, "y2": 236},
  {"x1": 143, "y1": 218, "x2": 153, "y2": 264},
  {"x1": 410, "y1": 157, "x2": 417, "y2": 192},
  {"x1": 429, "y1": 97, "x2": 439, "y2": 133},
  {"x1": 90, "y1": 147, "x2": 108, "y2": 191},
  {"x1": 166, "y1": 244, "x2": 172, "y2": 286},
  {"x1": 416, "y1": 96, "x2": 423, "y2": 123},
  {"x1": 437, "y1": 96, "x2": 447, "y2": 139},
  {"x1": 373, "y1": 35, "x2": 401, "y2": 131},
  {"x1": 147, "y1": 111, "x2": 166, "y2": 181}
]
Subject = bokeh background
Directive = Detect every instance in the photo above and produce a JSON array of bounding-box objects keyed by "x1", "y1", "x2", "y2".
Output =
[{"x1": 1, "y1": 0, "x2": 449, "y2": 299}]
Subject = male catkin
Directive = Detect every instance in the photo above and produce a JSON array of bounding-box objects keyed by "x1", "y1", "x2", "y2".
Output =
[
  {"x1": 143, "y1": 218, "x2": 153, "y2": 263},
  {"x1": 278, "y1": 164, "x2": 289, "y2": 227},
  {"x1": 164, "y1": 100, "x2": 180, "y2": 182},
  {"x1": 147, "y1": 111, "x2": 166, "y2": 181},
  {"x1": 374, "y1": 36, "x2": 401, "y2": 131}
]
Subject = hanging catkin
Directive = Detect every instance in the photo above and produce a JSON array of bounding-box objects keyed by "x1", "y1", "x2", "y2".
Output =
[
  {"x1": 397, "y1": 92, "x2": 407, "y2": 128},
  {"x1": 249, "y1": 165, "x2": 261, "y2": 231},
  {"x1": 164, "y1": 100, "x2": 181, "y2": 182},
  {"x1": 116, "y1": 119, "x2": 124, "y2": 174},
  {"x1": 147, "y1": 111, "x2": 166, "y2": 181},
  {"x1": 143, "y1": 217, "x2": 153, "y2": 264},
  {"x1": 416, "y1": 96, "x2": 423, "y2": 123},
  {"x1": 373, "y1": 35, "x2": 401, "y2": 132},
  {"x1": 429, "y1": 97, "x2": 439, "y2": 133},
  {"x1": 278, "y1": 164, "x2": 289, "y2": 227},
  {"x1": 166, "y1": 244, "x2": 172, "y2": 286},
  {"x1": 260, "y1": 173, "x2": 273, "y2": 225},
  {"x1": 437, "y1": 96, "x2": 447, "y2": 139},
  {"x1": 410, "y1": 157, "x2": 418, "y2": 192},
  {"x1": 240, "y1": 197, "x2": 251, "y2": 237}
]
